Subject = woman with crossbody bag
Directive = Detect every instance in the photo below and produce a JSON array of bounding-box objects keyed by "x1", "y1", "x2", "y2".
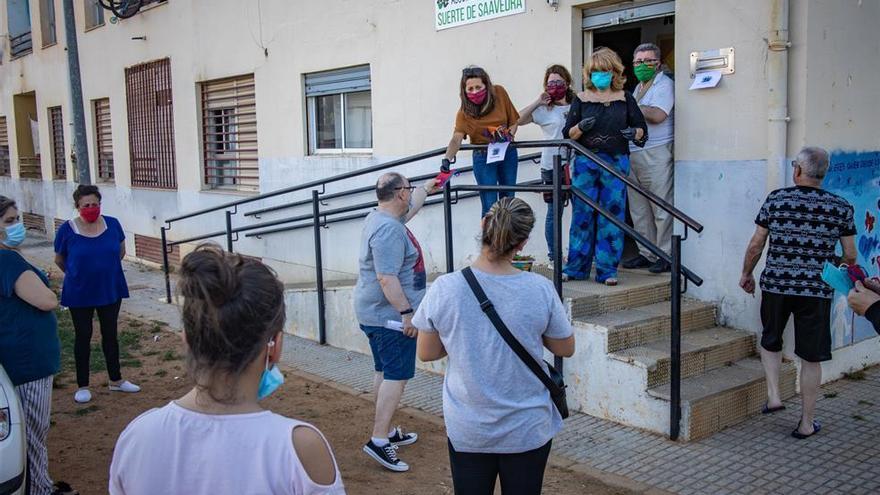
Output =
[{"x1": 414, "y1": 197, "x2": 575, "y2": 495}]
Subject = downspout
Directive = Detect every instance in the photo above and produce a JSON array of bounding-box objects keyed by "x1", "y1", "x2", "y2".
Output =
[{"x1": 767, "y1": 0, "x2": 791, "y2": 192}]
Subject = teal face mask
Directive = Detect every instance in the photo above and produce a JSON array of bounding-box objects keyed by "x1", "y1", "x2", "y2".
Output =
[
  {"x1": 257, "y1": 340, "x2": 284, "y2": 400},
  {"x1": 821, "y1": 262, "x2": 854, "y2": 294},
  {"x1": 2, "y1": 222, "x2": 26, "y2": 248},
  {"x1": 591, "y1": 71, "x2": 613, "y2": 90}
]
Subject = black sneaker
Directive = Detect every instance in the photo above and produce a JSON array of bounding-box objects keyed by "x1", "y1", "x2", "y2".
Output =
[
  {"x1": 363, "y1": 440, "x2": 410, "y2": 472},
  {"x1": 388, "y1": 426, "x2": 419, "y2": 447},
  {"x1": 622, "y1": 254, "x2": 653, "y2": 269},
  {"x1": 649, "y1": 259, "x2": 671, "y2": 273}
]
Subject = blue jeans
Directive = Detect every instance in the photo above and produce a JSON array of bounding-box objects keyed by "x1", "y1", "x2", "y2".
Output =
[
  {"x1": 360, "y1": 324, "x2": 417, "y2": 381},
  {"x1": 545, "y1": 204, "x2": 555, "y2": 261},
  {"x1": 472, "y1": 147, "x2": 519, "y2": 217}
]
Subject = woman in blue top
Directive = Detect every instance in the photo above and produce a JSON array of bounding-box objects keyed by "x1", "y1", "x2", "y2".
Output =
[
  {"x1": 54, "y1": 185, "x2": 139, "y2": 404},
  {"x1": 0, "y1": 195, "x2": 70, "y2": 495}
]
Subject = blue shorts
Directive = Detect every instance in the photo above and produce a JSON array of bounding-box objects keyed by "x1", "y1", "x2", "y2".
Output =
[{"x1": 360, "y1": 324, "x2": 417, "y2": 381}]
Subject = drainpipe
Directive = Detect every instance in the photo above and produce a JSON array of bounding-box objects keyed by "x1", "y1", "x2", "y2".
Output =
[{"x1": 767, "y1": 0, "x2": 790, "y2": 192}]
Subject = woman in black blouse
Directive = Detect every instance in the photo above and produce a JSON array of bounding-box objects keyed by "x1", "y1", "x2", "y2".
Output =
[{"x1": 561, "y1": 47, "x2": 648, "y2": 286}]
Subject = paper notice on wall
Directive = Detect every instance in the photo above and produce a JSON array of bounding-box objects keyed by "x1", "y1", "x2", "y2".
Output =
[
  {"x1": 689, "y1": 70, "x2": 722, "y2": 90},
  {"x1": 30, "y1": 117, "x2": 40, "y2": 153},
  {"x1": 487, "y1": 141, "x2": 510, "y2": 164}
]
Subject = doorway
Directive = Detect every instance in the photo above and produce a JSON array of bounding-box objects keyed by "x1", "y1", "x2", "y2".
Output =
[{"x1": 581, "y1": 1, "x2": 676, "y2": 260}]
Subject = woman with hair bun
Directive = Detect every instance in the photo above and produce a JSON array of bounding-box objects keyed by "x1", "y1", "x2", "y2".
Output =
[
  {"x1": 109, "y1": 244, "x2": 345, "y2": 495},
  {"x1": 414, "y1": 197, "x2": 575, "y2": 494}
]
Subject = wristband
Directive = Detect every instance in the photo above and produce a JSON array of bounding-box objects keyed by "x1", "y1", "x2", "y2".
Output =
[{"x1": 399, "y1": 308, "x2": 414, "y2": 316}]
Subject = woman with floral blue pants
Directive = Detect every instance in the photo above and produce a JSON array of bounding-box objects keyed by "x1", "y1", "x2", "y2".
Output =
[{"x1": 562, "y1": 48, "x2": 647, "y2": 285}]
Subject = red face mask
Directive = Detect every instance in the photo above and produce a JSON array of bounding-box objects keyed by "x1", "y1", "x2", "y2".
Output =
[
  {"x1": 80, "y1": 206, "x2": 101, "y2": 223},
  {"x1": 466, "y1": 88, "x2": 488, "y2": 105},
  {"x1": 546, "y1": 85, "x2": 568, "y2": 101}
]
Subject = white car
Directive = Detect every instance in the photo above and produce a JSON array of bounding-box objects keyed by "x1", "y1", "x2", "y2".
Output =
[{"x1": 0, "y1": 365, "x2": 26, "y2": 495}]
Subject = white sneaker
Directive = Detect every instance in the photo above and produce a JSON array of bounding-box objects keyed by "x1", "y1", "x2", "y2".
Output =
[
  {"x1": 109, "y1": 380, "x2": 141, "y2": 393},
  {"x1": 74, "y1": 388, "x2": 92, "y2": 403}
]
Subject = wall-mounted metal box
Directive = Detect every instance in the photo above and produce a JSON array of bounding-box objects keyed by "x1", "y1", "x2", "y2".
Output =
[{"x1": 689, "y1": 47, "x2": 735, "y2": 78}]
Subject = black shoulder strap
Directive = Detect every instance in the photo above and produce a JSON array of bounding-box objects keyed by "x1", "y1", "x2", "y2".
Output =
[{"x1": 461, "y1": 267, "x2": 562, "y2": 395}]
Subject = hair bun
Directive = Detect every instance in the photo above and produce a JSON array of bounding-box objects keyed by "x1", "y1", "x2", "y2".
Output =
[{"x1": 179, "y1": 245, "x2": 240, "y2": 307}]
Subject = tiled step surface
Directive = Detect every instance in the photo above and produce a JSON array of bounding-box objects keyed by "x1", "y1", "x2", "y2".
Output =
[
  {"x1": 610, "y1": 327, "x2": 756, "y2": 388},
  {"x1": 648, "y1": 358, "x2": 798, "y2": 440},
  {"x1": 576, "y1": 298, "x2": 717, "y2": 352},
  {"x1": 561, "y1": 271, "x2": 671, "y2": 319}
]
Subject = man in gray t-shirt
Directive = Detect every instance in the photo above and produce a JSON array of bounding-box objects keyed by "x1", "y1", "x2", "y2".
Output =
[{"x1": 354, "y1": 172, "x2": 437, "y2": 472}]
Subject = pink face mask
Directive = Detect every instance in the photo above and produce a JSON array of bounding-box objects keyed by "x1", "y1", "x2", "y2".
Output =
[{"x1": 466, "y1": 88, "x2": 488, "y2": 105}]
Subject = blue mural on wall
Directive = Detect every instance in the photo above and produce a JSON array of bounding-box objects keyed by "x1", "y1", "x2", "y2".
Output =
[{"x1": 825, "y1": 150, "x2": 880, "y2": 348}]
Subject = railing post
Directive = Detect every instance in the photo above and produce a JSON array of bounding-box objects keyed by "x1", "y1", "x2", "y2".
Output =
[
  {"x1": 552, "y1": 154, "x2": 564, "y2": 373},
  {"x1": 160, "y1": 226, "x2": 172, "y2": 305},
  {"x1": 670, "y1": 234, "x2": 682, "y2": 440},
  {"x1": 443, "y1": 181, "x2": 454, "y2": 273},
  {"x1": 225, "y1": 210, "x2": 234, "y2": 253},
  {"x1": 312, "y1": 190, "x2": 327, "y2": 345}
]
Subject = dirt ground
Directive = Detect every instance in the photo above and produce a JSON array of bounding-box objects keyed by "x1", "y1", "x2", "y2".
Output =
[{"x1": 46, "y1": 314, "x2": 634, "y2": 494}]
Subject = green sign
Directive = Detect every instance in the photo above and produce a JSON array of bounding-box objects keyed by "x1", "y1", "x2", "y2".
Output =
[{"x1": 435, "y1": 0, "x2": 526, "y2": 31}]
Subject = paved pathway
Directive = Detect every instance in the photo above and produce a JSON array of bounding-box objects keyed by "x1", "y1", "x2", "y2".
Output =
[{"x1": 19, "y1": 235, "x2": 880, "y2": 495}]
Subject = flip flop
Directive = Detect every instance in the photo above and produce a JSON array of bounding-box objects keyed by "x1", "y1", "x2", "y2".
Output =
[
  {"x1": 791, "y1": 420, "x2": 822, "y2": 439},
  {"x1": 761, "y1": 402, "x2": 786, "y2": 414}
]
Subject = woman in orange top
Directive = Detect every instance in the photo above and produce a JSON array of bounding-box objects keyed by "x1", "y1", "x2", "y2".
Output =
[{"x1": 443, "y1": 66, "x2": 520, "y2": 217}]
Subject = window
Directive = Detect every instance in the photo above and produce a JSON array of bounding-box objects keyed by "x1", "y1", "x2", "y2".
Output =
[
  {"x1": 200, "y1": 74, "x2": 258, "y2": 191},
  {"x1": 39, "y1": 0, "x2": 56, "y2": 46},
  {"x1": 7, "y1": 0, "x2": 33, "y2": 58},
  {"x1": 84, "y1": 0, "x2": 104, "y2": 29},
  {"x1": 93, "y1": 98, "x2": 114, "y2": 182},
  {"x1": 48, "y1": 106, "x2": 66, "y2": 180},
  {"x1": 305, "y1": 65, "x2": 372, "y2": 153},
  {"x1": 125, "y1": 58, "x2": 177, "y2": 189},
  {"x1": 0, "y1": 117, "x2": 9, "y2": 176}
]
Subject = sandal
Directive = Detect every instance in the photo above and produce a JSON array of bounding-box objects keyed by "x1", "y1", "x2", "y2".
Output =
[
  {"x1": 791, "y1": 419, "x2": 821, "y2": 439},
  {"x1": 52, "y1": 481, "x2": 79, "y2": 495},
  {"x1": 761, "y1": 402, "x2": 786, "y2": 414}
]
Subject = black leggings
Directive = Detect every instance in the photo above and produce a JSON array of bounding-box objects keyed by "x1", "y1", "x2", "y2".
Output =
[
  {"x1": 447, "y1": 439, "x2": 552, "y2": 495},
  {"x1": 70, "y1": 300, "x2": 123, "y2": 387}
]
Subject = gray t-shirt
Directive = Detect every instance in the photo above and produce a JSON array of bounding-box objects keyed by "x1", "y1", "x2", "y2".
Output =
[
  {"x1": 412, "y1": 268, "x2": 573, "y2": 453},
  {"x1": 354, "y1": 210, "x2": 426, "y2": 327}
]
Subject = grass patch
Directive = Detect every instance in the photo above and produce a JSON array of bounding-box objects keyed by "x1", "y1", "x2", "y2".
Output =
[
  {"x1": 121, "y1": 359, "x2": 143, "y2": 368},
  {"x1": 843, "y1": 370, "x2": 866, "y2": 381},
  {"x1": 858, "y1": 400, "x2": 874, "y2": 406},
  {"x1": 141, "y1": 350, "x2": 161, "y2": 357},
  {"x1": 74, "y1": 405, "x2": 100, "y2": 417},
  {"x1": 151, "y1": 320, "x2": 168, "y2": 328},
  {"x1": 55, "y1": 310, "x2": 145, "y2": 379},
  {"x1": 823, "y1": 392, "x2": 838, "y2": 399},
  {"x1": 127, "y1": 319, "x2": 143, "y2": 328},
  {"x1": 161, "y1": 350, "x2": 181, "y2": 362},
  {"x1": 154, "y1": 369, "x2": 168, "y2": 377}
]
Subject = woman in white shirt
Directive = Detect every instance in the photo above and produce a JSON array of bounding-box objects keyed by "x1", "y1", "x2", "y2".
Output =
[
  {"x1": 109, "y1": 244, "x2": 345, "y2": 495},
  {"x1": 517, "y1": 64, "x2": 575, "y2": 263}
]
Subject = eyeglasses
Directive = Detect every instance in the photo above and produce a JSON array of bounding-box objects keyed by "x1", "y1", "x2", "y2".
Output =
[
  {"x1": 633, "y1": 58, "x2": 659, "y2": 65},
  {"x1": 462, "y1": 68, "x2": 482, "y2": 77},
  {"x1": 546, "y1": 80, "x2": 567, "y2": 88},
  {"x1": 394, "y1": 186, "x2": 416, "y2": 192}
]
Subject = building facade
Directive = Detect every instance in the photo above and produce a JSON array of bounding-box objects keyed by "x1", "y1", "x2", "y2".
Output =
[{"x1": 2, "y1": 0, "x2": 879, "y2": 430}]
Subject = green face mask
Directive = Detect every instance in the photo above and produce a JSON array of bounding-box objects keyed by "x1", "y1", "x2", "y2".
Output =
[{"x1": 634, "y1": 63, "x2": 656, "y2": 83}]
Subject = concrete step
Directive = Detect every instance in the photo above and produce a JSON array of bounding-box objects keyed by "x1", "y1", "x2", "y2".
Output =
[
  {"x1": 561, "y1": 271, "x2": 671, "y2": 319},
  {"x1": 610, "y1": 327, "x2": 756, "y2": 388},
  {"x1": 577, "y1": 299, "x2": 717, "y2": 353},
  {"x1": 648, "y1": 358, "x2": 798, "y2": 441}
]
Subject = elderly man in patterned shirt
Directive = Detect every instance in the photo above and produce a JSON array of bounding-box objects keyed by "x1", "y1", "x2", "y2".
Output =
[{"x1": 739, "y1": 147, "x2": 857, "y2": 439}]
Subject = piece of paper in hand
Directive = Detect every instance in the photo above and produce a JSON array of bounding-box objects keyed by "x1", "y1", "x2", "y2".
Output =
[
  {"x1": 487, "y1": 141, "x2": 510, "y2": 164},
  {"x1": 689, "y1": 70, "x2": 722, "y2": 90},
  {"x1": 385, "y1": 320, "x2": 404, "y2": 332}
]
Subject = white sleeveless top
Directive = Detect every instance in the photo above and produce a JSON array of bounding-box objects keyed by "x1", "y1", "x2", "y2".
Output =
[{"x1": 109, "y1": 402, "x2": 346, "y2": 495}]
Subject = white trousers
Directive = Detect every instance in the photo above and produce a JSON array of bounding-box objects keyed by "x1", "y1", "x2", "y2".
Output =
[{"x1": 628, "y1": 142, "x2": 674, "y2": 261}]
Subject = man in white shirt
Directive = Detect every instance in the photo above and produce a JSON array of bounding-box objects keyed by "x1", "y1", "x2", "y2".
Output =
[{"x1": 622, "y1": 43, "x2": 675, "y2": 273}]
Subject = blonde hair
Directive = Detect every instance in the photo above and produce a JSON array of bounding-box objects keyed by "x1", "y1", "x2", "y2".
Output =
[
  {"x1": 583, "y1": 47, "x2": 626, "y2": 92},
  {"x1": 481, "y1": 197, "x2": 535, "y2": 261}
]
